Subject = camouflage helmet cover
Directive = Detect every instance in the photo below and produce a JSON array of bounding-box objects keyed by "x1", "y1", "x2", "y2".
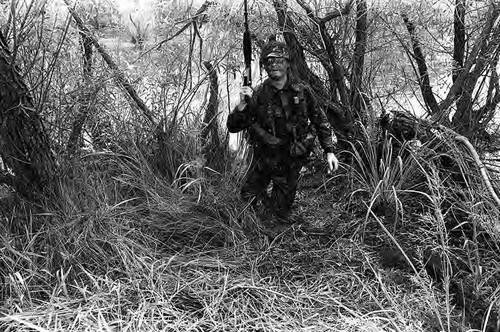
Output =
[{"x1": 260, "y1": 41, "x2": 291, "y2": 64}]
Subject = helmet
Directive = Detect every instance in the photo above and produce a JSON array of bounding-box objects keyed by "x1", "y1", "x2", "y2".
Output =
[{"x1": 260, "y1": 41, "x2": 290, "y2": 65}]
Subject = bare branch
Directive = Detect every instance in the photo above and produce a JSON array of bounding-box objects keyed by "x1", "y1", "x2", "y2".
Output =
[
  {"x1": 132, "y1": 0, "x2": 212, "y2": 63},
  {"x1": 295, "y1": 0, "x2": 319, "y2": 23},
  {"x1": 320, "y1": 0, "x2": 354, "y2": 24},
  {"x1": 294, "y1": 0, "x2": 350, "y2": 104},
  {"x1": 155, "y1": 22, "x2": 192, "y2": 49},
  {"x1": 157, "y1": 1, "x2": 211, "y2": 48},
  {"x1": 453, "y1": 0, "x2": 466, "y2": 83},
  {"x1": 437, "y1": 4, "x2": 500, "y2": 117},
  {"x1": 476, "y1": 56, "x2": 500, "y2": 126},
  {"x1": 295, "y1": 0, "x2": 353, "y2": 24},
  {"x1": 402, "y1": 14, "x2": 440, "y2": 115},
  {"x1": 455, "y1": 135, "x2": 500, "y2": 207}
]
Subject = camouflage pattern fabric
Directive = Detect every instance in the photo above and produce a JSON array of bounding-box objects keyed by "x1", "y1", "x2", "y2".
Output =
[
  {"x1": 227, "y1": 79, "x2": 335, "y2": 220},
  {"x1": 259, "y1": 41, "x2": 291, "y2": 65},
  {"x1": 241, "y1": 153, "x2": 301, "y2": 221}
]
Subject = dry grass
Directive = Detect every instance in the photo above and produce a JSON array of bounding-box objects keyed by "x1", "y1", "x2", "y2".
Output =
[
  {"x1": 0, "y1": 231, "x2": 438, "y2": 331},
  {"x1": 1, "y1": 135, "x2": 500, "y2": 332}
]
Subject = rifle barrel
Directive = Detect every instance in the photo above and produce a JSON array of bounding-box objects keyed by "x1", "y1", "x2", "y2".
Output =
[{"x1": 243, "y1": 0, "x2": 252, "y2": 87}]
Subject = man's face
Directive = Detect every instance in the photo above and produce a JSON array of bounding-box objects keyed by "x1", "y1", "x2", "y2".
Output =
[{"x1": 264, "y1": 56, "x2": 290, "y2": 80}]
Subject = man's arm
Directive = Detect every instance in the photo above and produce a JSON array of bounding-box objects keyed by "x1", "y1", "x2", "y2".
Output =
[
  {"x1": 305, "y1": 88, "x2": 335, "y2": 153},
  {"x1": 305, "y1": 88, "x2": 339, "y2": 172}
]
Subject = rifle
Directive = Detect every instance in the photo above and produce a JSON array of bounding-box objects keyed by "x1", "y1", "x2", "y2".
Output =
[
  {"x1": 243, "y1": 0, "x2": 251, "y2": 88},
  {"x1": 241, "y1": 1, "x2": 285, "y2": 148}
]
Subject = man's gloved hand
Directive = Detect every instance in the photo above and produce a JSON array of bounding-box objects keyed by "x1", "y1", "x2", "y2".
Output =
[
  {"x1": 326, "y1": 152, "x2": 339, "y2": 174},
  {"x1": 237, "y1": 86, "x2": 254, "y2": 111}
]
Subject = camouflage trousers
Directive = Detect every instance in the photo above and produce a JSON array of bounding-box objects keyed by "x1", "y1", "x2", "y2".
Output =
[{"x1": 241, "y1": 154, "x2": 302, "y2": 221}]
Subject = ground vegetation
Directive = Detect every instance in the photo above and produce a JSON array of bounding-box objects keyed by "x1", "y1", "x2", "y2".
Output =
[{"x1": 1, "y1": 0, "x2": 500, "y2": 331}]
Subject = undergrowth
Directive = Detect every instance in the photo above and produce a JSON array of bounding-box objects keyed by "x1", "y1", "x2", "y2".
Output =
[
  {"x1": 1, "y1": 127, "x2": 500, "y2": 331},
  {"x1": 2, "y1": 1, "x2": 500, "y2": 331}
]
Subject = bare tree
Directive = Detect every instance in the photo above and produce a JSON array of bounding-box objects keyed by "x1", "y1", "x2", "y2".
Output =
[
  {"x1": 294, "y1": 0, "x2": 352, "y2": 105},
  {"x1": 403, "y1": 2, "x2": 500, "y2": 143},
  {"x1": 0, "y1": 34, "x2": 58, "y2": 199},
  {"x1": 201, "y1": 61, "x2": 220, "y2": 150}
]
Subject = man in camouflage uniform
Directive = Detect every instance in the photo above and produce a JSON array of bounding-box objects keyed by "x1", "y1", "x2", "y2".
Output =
[{"x1": 227, "y1": 41, "x2": 338, "y2": 228}]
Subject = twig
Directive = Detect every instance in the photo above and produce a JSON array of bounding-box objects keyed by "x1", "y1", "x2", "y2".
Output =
[{"x1": 133, "y1": 0, "x2": 212, "y2": 64}]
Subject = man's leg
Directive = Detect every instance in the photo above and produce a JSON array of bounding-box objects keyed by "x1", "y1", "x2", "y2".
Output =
[
  {"x1": 241, "y1": 158, "x2": 271, "y2": 207},
  {"x1": 270, "y1": 162, "x2": 301, "y2": 221}
]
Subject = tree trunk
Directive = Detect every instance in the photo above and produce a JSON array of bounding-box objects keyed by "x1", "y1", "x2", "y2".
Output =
[
  {"x1": 452, "y1": 0, "x2": 466, "y2": 83},
  {"x1": 67, "y1": 31, "x2": 94, "y2": 156},
  {"x1": 402, "y1": 14, "x2": 440, "y2": 115},
  {"x1": 451, "y1": 5, "x2": 500, "y2": 138},
  {"x1": 321, "y1": 21, "x2": 349, "y2": 106},
  {"x1": 436, "y1": 4, "x2": 500, "y2": 121},
  {"x1": 350, "y1": 0, "x2": 368, "y2": 118},
  {"x1": 201, "y1": 61, "x2": 220, "y2": 151},
  {"x1": 0, "y1": 46, "x2": 58, "y2": 199}
]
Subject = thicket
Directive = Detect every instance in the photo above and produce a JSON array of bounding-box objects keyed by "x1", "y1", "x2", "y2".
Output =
[{"x1": 1, "y1": 1, "x2": 500, "y2": 331}]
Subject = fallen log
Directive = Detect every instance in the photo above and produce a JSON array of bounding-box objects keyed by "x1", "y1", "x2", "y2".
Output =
[{"x1": 384, "y1": 111, "x2": 500, "y2": 207}]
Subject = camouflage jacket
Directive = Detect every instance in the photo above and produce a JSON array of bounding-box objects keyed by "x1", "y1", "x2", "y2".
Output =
[{"x1": 227, "y1": 79, "x2": 335, "y2": 156}]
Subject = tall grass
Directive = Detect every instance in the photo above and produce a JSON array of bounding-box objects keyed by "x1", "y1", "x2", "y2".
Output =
[
  {"x1": 0, "y1": 126, "x2": 449, "y2": 331},
  {"x1": 343, "y1": 124, "x2": 428, "y2": 239},
  {"x1": 340, "y1": 121, "x2": 500, "y2": 332},
  {"x1": 2, "y1": 136, "x2": 500, "y2": 331},
  {"x1": 346, "y1": 135, "x2": 417, "y2": 207}
]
